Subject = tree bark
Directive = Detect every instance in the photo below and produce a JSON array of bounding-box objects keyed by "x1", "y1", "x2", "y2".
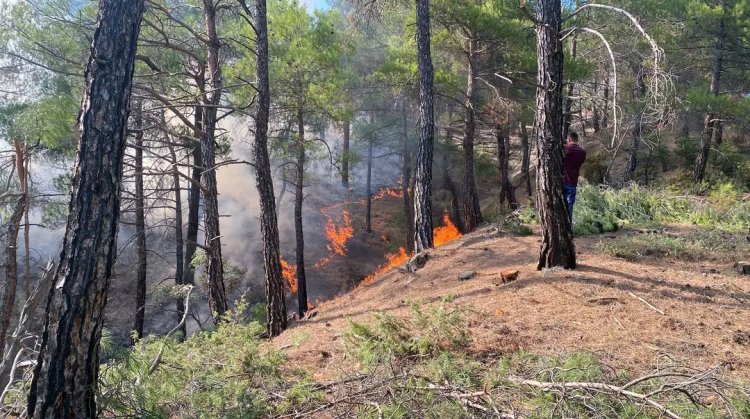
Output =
[
  {"x1": 624, "y1": 61, "x2": 646, "y2": 183},
  {"x1": 294, "y1": 107, "x2": 308, "y2": 318},
  {"x1": 168, "y1": 141, "x2": 185, "y2": 339},
  {"x1": 0, "y1": 145, "x2": 25, "y2": 361},
  {"x1": 365, "y1": 133, "x2": 374, "y2": 233},
  {"x1": 201, "y1": 0, "x2": 228, "y2": 321},
  {"x1": 413, "y1": 0, "x2": 435, "y2": 253},
  {"x1": 132, "y1": 99, "x2": 147, "y2": 343},
  {"x1": 441, "y1": 134, "x2": 463, "y2": 233},
  {"x1": 250, "y1": 0, "x2": 287, "y2": 336},
  {"x1": 520, "y1": 120, "x2": 532, "y2": 198},
  {"x1": 27, "y1": 1, "x2": 145, "y2": 416},
  {"x1": 401, "y1": 99, "x2": 414, "y2": 254},
  {"x1": 534, "y1": 0, "x2": 576, "y2": 270},
  {"x1": 184, "y1": 106, "x2": 203, "y2": 287},
  {"x1": 462, "y1": 36, "x2": 483, "y2": 232},
  {"x1": 341, "y1": 119, "x2": 350, "y2": 187},
  {"x1": 497, "y1": 123, "x2": 517, "y2": 209},
  {"x1": 694, "y1": 0, "x2": 727, "y2": 183}
]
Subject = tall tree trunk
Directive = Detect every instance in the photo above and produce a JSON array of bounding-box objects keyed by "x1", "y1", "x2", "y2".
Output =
[
  {"x1": 534, "y1": 0, "x2": 576, "y2": 270},
  {"x1": 27, "y1": 2, "x2": 145, "y2": 416},
  {"x1": 295, "y1": 107, "x2": 308, "y2": 318},
  {"x1": 249, "y1": 0, "x2": 287, "y2": 336},
  {"x1": 520, "y1": 120, "x2": 532, "y2": 198},
  {"x1": 592, "y1": 74, "x2": 601, "y2": 132},
  {"x1": 183, "y1": 106, "x2": 202, "y2": 287},
  {"x1": 23, "y1": 149, "x2": 30, "y2": 299},
  {"x1": 168, "y1": 142, "x2": 185, "y2": 339},
  {"x1": 413, "y1": 0, "x2": 435, "y2": 253},
  {"x1": 562, "y1": 31, "x2": 578, "y2": 141},
  {"x1": 0, "y1": 143, "x2": 25, "y2": 361},
  {"x1": 365, "y1": 134, "x2": 374, "y2": 233},
  {"x1": 497, "y1": 124, "x2": 517, "y2": 209},
  {"x1": 342, "y1": 119, "x2": 350, "y2": 187},
  {"x1": 694, "y1": 0, "x2": 727, "y2": 182},
  {"x1": 624, "y1": 62, "x2": 646, "y2": 183},
  {"x1": 441, "y1": 134, "x2": 464, "y2": 233},
  {"x1": 462, "y1": 36, "x2": 482, "y2": 232},
  {"x1": 201, "y1": 0, "x2": 227, "y2": 321},
  {"x1": 401, "y1": 99, "x2": 414, "y2": 254},
  {"x1": 132, "y1": 99, "x2": 147, "y2": 343}
]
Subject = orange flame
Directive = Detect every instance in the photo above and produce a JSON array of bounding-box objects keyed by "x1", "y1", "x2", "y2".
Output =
[
  {"x1": 434, "y1": 214, "x2": 461, "y2": 247},
  {"x1": 280, "y1": 259, "x2": 298, "y2": 293},
  {"x1": 360, "y1": 246, "x2": 410, "y2": 286}
]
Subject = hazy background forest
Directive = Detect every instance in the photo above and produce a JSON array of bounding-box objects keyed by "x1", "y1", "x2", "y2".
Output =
[{"x1": 1, "y1": 0, "x2": 749, "y2": 417}]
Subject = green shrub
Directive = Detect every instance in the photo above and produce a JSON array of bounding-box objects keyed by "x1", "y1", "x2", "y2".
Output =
[{"x1": 344, "y1": 302, "x2": 469, "y2": 365}]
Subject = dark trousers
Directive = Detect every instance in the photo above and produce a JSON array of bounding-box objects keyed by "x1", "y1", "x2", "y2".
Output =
[{"x1": 563, "y1": 183, "x2": 577, "y2": 224}]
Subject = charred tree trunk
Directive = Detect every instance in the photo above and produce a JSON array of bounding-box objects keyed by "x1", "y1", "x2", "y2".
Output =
[
  {"x1": 694, "y1": 0, "x2": 727, "y2": 183},
  {"x1": 413, "y1": 0, "x2": 435, "y2": 253},
  {"x1": 249, "y1": 0, "x2": 287, "y2": 336},
  {"x1": 168, "y1": 142, "x2": 186, "y2": 339},
  {"x1": 534, "y1": 0, "x2": 576, "y2": 270},
  {"x1": 294, "y1": 107, "x2": 308, "y2": 318},
  {"x1": 0, "y1": 145, "x2": 26, "y2": 360},
  {"x1": 462, "y1": 36, "x2": 483, "y2": 232},
  {"x1": 342, "y1": 119, "x2": 350, "y2": 187},
  {"x1": 184, "y1": 106, "x2": 202, "y2": 287},
  {"x1": 201, "y1": 0, "x2": 227, "y2": 321},
  {"x1": 132, "y1": 99, "x2": 147, "y2": 343},
  {"x1": 520, "y1": 120, "x2": 532, "y2": 198},
  {"x1": 366, "y1": 134, "x2": 374, "y2": 233},
  {"x1": 441, "y1": 135, "x2": 464, "y2": 233},
  {"x1": 27, "y1": 1, "x2": 145, "y2": 416},
  {"x1": 401, "y1": 99, "x2": 415, "y2": 254},
  {"x1": 497, "y1": 124, "x2": 517, "y2": 209}
]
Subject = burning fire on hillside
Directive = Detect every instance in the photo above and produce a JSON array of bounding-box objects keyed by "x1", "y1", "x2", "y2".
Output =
[
  {"x1": 280, "y1": 259, "x2": 298, "y2": 292},
  {"x1": 358, "y1": 213, "x2": 462, "y2": 288}
]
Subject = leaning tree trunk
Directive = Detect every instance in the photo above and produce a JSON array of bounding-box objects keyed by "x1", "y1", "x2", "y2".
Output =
[
  {"x1": 294, "y1": 107, "x2": 308, "y2": 318},
  {"x1": 201, "y1": 0, "x2": 228, "y2": 321},
  {"x1": 694, "y1": 0, "x2": 727, "y2": 183},
  {"x1": 401, "y1": 99, "x2": 415, "y2": 254},
  {"x1": 342, "y1": 119, "x2": 350, "y2": 187},
  {"x1": 249, "y1": 0, "x2": 287, "y2": 336},
  {"x1": 534, "y1": 0, "x2": 576, "y2": 270},
  {"x1": 497, "y1": 124, "x2": 517, "y2": 209},
  {"x1": 462, "y1": 36, "x2": 483, "y2": 232},
  {"x1": 184, "y1": 106, "x2": 202, "y2": 288},
  {"x1": 520, "y1": 120, "x2": 532, "y2": 198},
  {"x1": 27, "y1": 1, "x2": 145, "y2": 416},
  {"x1": 365, "y1": 134, "x2": 374, "y2": 233},
  {"x1": 413, "y1": 0, "x2": 435, "y2": 253},
  {"x1": 0, "y1": 145, "x2": 26, "y2": 360},
  {"x1": 132, "y1": 99, "x2": 147, "y2": 343},
  {"x1": 168, "y1": 142, "x2": 185, "y2": 339}
]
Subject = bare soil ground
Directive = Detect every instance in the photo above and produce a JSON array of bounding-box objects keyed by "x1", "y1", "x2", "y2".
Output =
[{"x1": 274, "y1": 224, "x2": 750, "y2": 382}]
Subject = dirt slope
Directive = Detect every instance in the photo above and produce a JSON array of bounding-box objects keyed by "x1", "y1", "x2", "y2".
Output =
[{"x1": 274, "y1": 225, "x2": 750, "y2": 381}]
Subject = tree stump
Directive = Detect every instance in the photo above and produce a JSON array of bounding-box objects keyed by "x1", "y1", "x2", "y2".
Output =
[{"x1": 736, "y1": 262, "x2": 750, "y2": 275}]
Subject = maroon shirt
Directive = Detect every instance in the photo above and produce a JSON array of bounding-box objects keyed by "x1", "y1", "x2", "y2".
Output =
[{"x1": 563, "y1": 143, "x2": 587, "y2": 186}]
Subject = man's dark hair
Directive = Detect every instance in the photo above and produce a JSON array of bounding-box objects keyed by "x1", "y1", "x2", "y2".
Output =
[{"x1": 568, "y1": 131, "x2": 579, "y2": 142}]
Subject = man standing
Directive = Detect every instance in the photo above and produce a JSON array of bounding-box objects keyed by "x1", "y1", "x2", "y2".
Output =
[{"x1": 563, "y1": 131, "x2": 586, "y2": 224}]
